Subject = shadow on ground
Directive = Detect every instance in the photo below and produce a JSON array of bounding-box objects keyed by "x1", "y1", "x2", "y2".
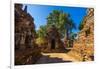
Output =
[{"x1": 36, "y1": 55, "x2": 72, "y2": 64}]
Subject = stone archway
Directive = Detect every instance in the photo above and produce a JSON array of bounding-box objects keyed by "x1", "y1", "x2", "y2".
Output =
[{"x1": 51, "y1": 39, "x2": 55, "y2": 49}]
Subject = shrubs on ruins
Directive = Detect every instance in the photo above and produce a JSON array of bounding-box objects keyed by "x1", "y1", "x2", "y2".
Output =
[
  {"x1": 79, "y1": 19, "x2": 84, "y2": 30},
  {"x1": 36, "y1": 37, "x2": 48, "y2": 49}
]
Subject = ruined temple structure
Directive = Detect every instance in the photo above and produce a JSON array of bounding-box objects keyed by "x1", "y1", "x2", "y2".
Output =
[
  {"x1": 69, "y1": 8, "x2": 94, "y2": 61},
  {"x1": 75, "y1": 8, "x2": 94, "y2": 46},
  {"x1": 15, "y1": 4, "x2": 41, "y2": 65},
  {"x1": 43, "y1": 25, "x2": 65, "y2": 52},
  {"x1": 15, "y1": 4, "x2": 36, "y2": 50}
]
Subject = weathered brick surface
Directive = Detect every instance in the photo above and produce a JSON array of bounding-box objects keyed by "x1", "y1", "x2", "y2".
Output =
[
  {"x1": 15, "y1": 4, "x2": 36, "y2": 49},
  {"x1": 69, "y1": 8, "x2": 94, "y2": 61},
  {"x1": 42, "y1": 25, "x2": 65, "y2": 53},
  {"x1": 15, "y1": 4, "x2": 41, "y2": 65}
]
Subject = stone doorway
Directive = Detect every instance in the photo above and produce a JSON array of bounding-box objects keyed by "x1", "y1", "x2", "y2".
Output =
[{"x1": 51, "y1": 39, "x2": 55, "y2": 49}]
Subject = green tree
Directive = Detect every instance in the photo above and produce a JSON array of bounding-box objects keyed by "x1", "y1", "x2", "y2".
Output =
[
  {"x1": 46, "y1": 10, "x2": 76, "y2": 47},
  {"x1": 47, "y1": 10, "x2": 73, "y2": 38},
  {"x1": 47, "y1": 10, "x2": 60, "y2": 27},
  {"x1": 68, "y1": 19, "x2": 76, "y2": 37},
  {"x1": 37, "y1": 25, "x2": 47, "y2": 38},
  {"x1": 36, "y1": 25, "x2": 47, "y2": 46},
  {"x1": 59, "y1": 13, "x2": 69, "y2": 37}
]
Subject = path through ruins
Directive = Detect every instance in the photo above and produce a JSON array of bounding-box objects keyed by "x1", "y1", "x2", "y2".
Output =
[{"x1": 36, "y1": 52, "x2": 79, "y2": 64}]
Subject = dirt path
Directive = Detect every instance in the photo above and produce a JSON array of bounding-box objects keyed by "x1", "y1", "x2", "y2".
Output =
[{"x1": 36, "y1": 52, "x2": 79, "y2": 64}]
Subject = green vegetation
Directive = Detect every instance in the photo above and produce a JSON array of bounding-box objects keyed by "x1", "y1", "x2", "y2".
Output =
[
  {"x1": 79, "y1": 16, "x2": 86, "y2": 30},
  {"x1": 46, "y1": 10, "x2": 76, "y2": 38},
  {"x1": 36, "y1": 37, "x2": 47, "y2": 46},
  {"x1": 79, "y1": 21, "x2": 84, "y2": 30},
  {"x1": 37, "y1": 25, "x2": 47, "y2": 38},
  {"x1": 36, "y1": 10, "x2": 76, "y2": 38},
  {"x1": 36, "y1": 10, "x2": 76, "y2": 47}
]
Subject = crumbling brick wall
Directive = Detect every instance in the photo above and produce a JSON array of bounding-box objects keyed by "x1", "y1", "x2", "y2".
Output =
[{"x1": 72, "y1": 8, "x2": 94, "y2": 61}]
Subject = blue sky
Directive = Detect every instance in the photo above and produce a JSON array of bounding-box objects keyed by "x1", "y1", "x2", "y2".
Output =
[{"x1": 23, "y1": 4, "x2": 87, "y2": 33}]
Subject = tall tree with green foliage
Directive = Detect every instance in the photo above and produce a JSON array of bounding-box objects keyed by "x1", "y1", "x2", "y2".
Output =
[
  {"x1": 59, "y1": 12, "x2": 69, "y2": 38},
  {"x1": 47, "y1": 10, "x2": 68, "y2": 38},
  {"x1": 46, "y1": 10, "x2": 76, "y2": 39}
]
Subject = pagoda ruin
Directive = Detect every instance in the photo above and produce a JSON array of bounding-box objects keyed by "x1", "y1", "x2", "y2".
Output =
[
  {"x1": 43, "y1": 25, "x2": 65, "y2": 52},
  {"x1": 15, "y1": 4, "x2": 37, "y2": 50},
  {"x1": 68, "y1": 8, "x2": 94, "y2": 61},
  {"x1": 15, "y1": 4, "x2": 41, "y2": 65}
]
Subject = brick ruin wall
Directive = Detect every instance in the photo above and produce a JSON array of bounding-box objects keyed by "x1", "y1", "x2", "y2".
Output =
[
  {"x1": 68, "y1": 8, "x2": 94, "y2": 61},
  {"x1": 15, "y1": 4, "x2": 41, "y2": 65}
]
